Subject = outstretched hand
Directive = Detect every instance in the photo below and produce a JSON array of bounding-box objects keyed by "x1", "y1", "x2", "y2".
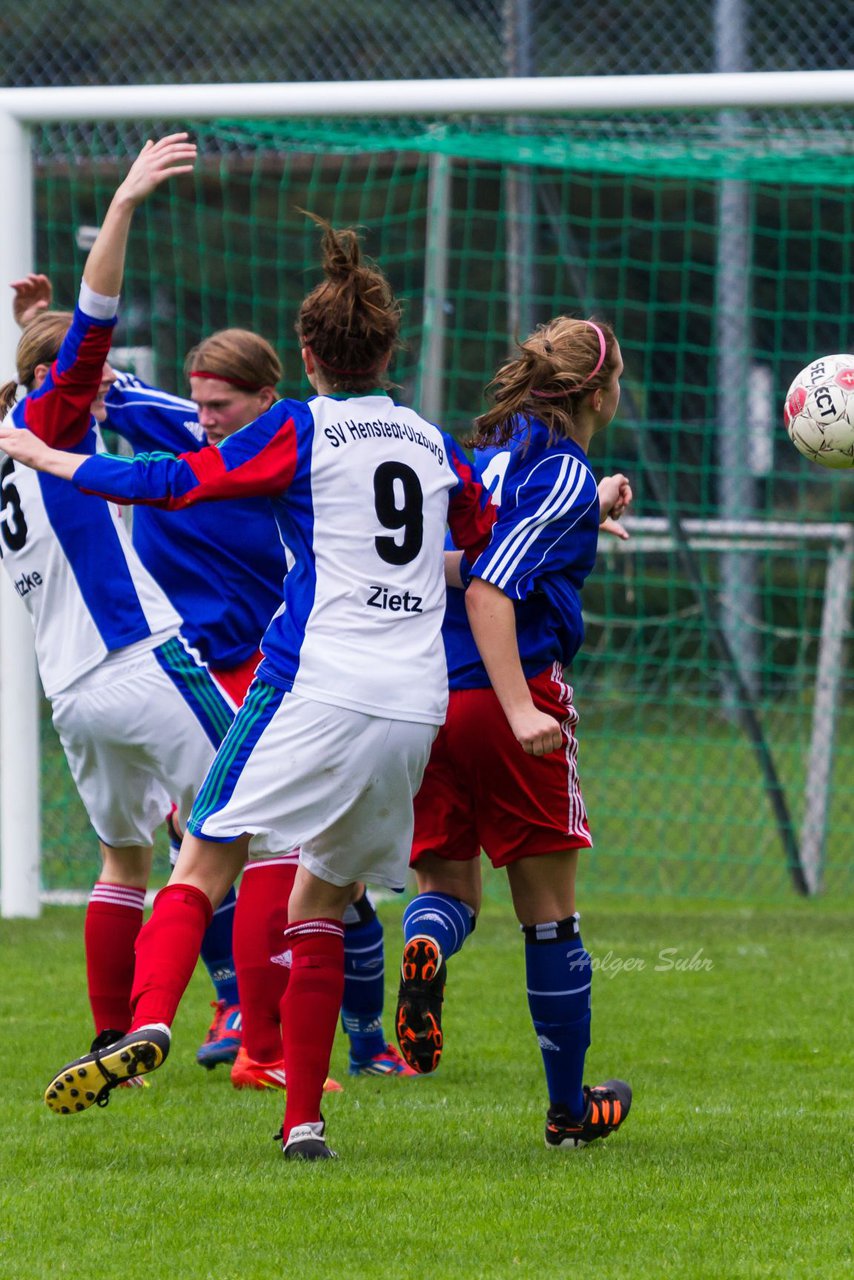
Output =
[
  {"x1": 11, "y1": 273, "x2": 52, "y2": 328},
  {"x1": 0, "y1": 426, "x2": 62, "y2": 474},
  {"x1": 115, "y1": 133, "x2": 198, "y2": 207}
]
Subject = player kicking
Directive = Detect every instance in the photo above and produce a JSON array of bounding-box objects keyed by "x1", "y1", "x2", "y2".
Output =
[
  {"x1": 0, "y1": 136, "x2": 247, "y2": 1065},
  {"x1": 395, "y1": 317, "x2": 634, "y2": 1149},
  {"x1": 1, "y1": 215, "x2": 495, "y2": 1159}
]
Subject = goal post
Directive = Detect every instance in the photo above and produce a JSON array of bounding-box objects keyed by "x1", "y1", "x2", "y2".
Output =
[{"x1": 3, "y1": 72, "x2": 854, "y2": 915}]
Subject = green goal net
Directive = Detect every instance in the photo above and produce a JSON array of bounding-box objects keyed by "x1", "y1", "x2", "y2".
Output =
[{"x1": 28, "y1": 109, "x2": 854, "y2": 901}]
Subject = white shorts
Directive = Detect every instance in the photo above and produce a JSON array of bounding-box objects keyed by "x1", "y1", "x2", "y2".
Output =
[
  {"x1": 188, "y1": 683, "x2": 437, "y2": 892},
  {"x1": 51, "y1": 636, "x2": 233, "y2": 848}
]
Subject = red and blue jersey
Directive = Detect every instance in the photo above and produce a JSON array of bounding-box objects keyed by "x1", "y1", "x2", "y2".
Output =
[
  {"x1": 104, "y1": 374, "x2": 287, "y2": 669},
  {"x1": 0, "y1": 292, "x2": 180, "y2": 696},
  {"x1": 443, "y1": 418, "x2": 601, "y2": 689},
  {"x1": 74, "y1": 391, "x2": 494, "y2": 725}
]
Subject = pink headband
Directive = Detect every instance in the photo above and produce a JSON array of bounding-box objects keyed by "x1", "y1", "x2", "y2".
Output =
[{"x1": 530, "y1": 321, "x2": 608, "y2": 400}]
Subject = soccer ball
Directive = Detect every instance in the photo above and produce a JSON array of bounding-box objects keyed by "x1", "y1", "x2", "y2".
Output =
[{"x1": 783, "y1": 354, "x2": 854, "y2": 469}]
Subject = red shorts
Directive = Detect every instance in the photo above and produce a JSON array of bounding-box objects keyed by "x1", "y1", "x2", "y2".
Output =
[
  {"x1": 411, "y1": 662, "x2": 591, "y2": 869},
  {"x1": 210, "y1": 650, "x2": 263, "y2": 708}
]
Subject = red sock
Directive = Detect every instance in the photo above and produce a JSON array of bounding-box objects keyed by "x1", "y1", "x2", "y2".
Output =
[
  {"x1": 280, "y1": 919, "x2": 345, "y2": 1132},
  {"x1": 130, "y1": 883, "x2": 213, "y2": 1029},
  {"x1": 85, "y1": 883, "x2": 146, "y2": 1034},
  {"x1": 232, "y1": 860, "x2": 297, "y2": 1063}
]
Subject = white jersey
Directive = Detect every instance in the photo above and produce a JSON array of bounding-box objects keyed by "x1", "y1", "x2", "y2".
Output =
[
  {"x1": 0, "y1": 301, "x2": 180, "y2": 697},
  {"x1": 71, "y1": 391, "x2": 495, "y2": 724}
]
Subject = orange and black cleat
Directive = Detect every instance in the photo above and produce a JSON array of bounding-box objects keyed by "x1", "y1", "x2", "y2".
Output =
[
  {"x1": 545, "y1": 1078, "x2": 632, "y2": 1149},
  {"x1": 395, "y1": 936, "x2": 446, "y2": 1074}
]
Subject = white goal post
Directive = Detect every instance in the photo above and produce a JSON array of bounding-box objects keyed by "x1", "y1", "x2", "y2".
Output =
[{"x1": 3, "y1": 70, "x2": 854, "y2": 916}]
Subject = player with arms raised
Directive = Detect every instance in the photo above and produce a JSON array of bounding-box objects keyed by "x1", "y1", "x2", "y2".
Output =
[{"x1": 2, "y1": 216, "x2": 495, "y2": 1159}]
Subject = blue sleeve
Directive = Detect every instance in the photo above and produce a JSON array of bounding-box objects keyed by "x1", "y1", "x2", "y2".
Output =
[
  {"x1": 469, "y1": 451, "x2": 600, "y2": 600},
  {"x1": 73, "y1": 400, "x2": 301, "y2": 508},
  {"x1": 104, "y1": 376, "x2": 204, "y2": 454}
]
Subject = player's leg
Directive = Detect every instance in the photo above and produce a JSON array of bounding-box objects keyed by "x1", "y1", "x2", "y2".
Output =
[
  {"x1": 166, "y1": 810, "x2": 241, "y2": 1071},
  {"x1": 506, "y1": 850, "x2": 631, "y2": 1149},
  {"x1": 342, "y1": 882, "x2": 413, "y2": 1076},
  {"x1": 396, "y1": 854, "x2": 480, "y2": 1074},
  {"x1": 230, "y1": 856, "x2": 295, "y2": 1089},
  {"x1": 279, "y1": 867, "x2": 351, "y2": 1160},
  {"x1": 278, "y1": 705, "x2": 436, "y2": 1160},
  {"x1": 478, "y1": 665, "x2": 630, "y2": 1148},
  {"x1": 86, "y1": 841, "x2": 152, "y2": 1036},
  {"x1": 44, "y1": 831, "x2": 248, "y2": 1115},
  {"x1": 395, "y1": 690, "x2": 481, "y2": 1073}
]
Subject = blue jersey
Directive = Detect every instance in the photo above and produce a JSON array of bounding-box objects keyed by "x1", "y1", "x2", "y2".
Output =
[
  {"x1": 104, "y1": 375, "x2": 287, "y2": 669},
  {"x1": 73, "y1": 392, "x2": 495, "y2": 725},
  {"x1": 444, "y1": 420, "x2": 601, "y2": 689}
]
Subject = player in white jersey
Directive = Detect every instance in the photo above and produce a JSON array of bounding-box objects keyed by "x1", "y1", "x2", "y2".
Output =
[
  {"x1": 12, "y1": 282, "x2": 413, "y2": 1087},
  {"x1": 0, "y1": 135, "x2": 235, "y2": 1059},
  {"x1": 3, "y1": 215, "x2": 496, "y2": 1159}
]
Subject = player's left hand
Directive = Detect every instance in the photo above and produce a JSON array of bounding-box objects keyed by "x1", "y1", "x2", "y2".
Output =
[
  {"x1": 11, "y1": 273, "x2": 53, "y2": 328},
  {"x1": 599, "y1": 473, "x2": 633, "y2": 532},
  {"x1": 507, "y1": 705, "x2": 565, "y2": 757}
]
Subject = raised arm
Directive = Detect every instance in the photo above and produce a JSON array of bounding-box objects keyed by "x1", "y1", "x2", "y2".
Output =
[
  {"x1": 82, "y1": 134, "x2": 196, "y2": 298},
  {"x1": 14, "y1": 135, "x2": 197, "y2": 451}
]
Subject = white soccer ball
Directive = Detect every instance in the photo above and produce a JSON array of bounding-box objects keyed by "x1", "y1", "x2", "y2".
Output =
[{"x1": 784, "y1": 354, "x2": 854, "y2": 469}]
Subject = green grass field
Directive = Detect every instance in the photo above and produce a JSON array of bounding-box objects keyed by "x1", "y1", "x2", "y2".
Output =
[{"x1": 2, "y1": 892, "x2": 851, "y2": 1279}]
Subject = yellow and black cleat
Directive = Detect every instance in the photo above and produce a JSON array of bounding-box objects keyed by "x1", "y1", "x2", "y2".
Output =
[{"x1": 44, "y1": 1025, "x2": 171, "y2": 1115}]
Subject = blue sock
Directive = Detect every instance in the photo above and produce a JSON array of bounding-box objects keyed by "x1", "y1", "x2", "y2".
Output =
[
  {"x1": 524, "y1": 915, "x2": 591, "y2": 1120},
  {"x1": 199, "y1": 885, "x2": 240, "y2": 1006},
  {"x1": 402, "y1": 892, "x2": 475, "y2": 961},
  {"x1": 341, "y1": 892, "x2": 387, "y2": 1063}
]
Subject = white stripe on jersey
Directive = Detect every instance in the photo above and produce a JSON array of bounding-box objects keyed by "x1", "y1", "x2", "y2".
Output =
[{"x1": 480, "y1": 455, "x2": 592, "y2": 594}]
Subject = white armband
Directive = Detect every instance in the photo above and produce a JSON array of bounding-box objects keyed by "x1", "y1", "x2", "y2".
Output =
[{"x1": 78, "y1": 280, "x2": 120, "y2": 321}]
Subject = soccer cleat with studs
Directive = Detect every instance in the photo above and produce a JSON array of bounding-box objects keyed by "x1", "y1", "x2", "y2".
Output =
[
  {"x1": 279, "y1": 1118, "x2": 337, "y2": 1162},
  {"x1": 44, "y1": 1024, "x2": 171, "y2": 1115},
  {"x1": 545, "y1": 1078, "x2": 632, "y2": 1149},
  {"x1": 196, "y1": 999, "x2": 242, "y2": 1069},
  {"x1": 395, "y1": 936, "x2": 446, "y2": 1074},
  {"x1": 348, "y1": 1042, "x2": 418, "y2": 1077},
  {"x1": 230, "y1": 1046, "x2": 343, "y2": 1093}
]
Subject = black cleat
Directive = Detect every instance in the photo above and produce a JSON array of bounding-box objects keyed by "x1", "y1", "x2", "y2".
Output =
[
  {"x1": 280, "y1": 1119, "x2": 337, "y2": 1161},
  {"x1": 395, "y1": 936, "x2": 446, "y2": 1074},
  {"x1": 44, "y1": 1024, "x2": 171, "y2": 1115},
  {"x1": 545, "y1": 1078, "x2": 632, "y2": 1150}
]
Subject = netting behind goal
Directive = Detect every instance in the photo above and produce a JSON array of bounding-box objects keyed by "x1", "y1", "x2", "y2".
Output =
[{"x1": 28, "y1": 110, "x2": 854, "y2": 900}]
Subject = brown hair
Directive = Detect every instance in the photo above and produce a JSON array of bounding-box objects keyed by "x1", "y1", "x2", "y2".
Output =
[
  {"x1": 295, "y1": 213, "x2": 401, "y2": 393},
  {"x1": 0, "y1": 310, "x2": 73, "y2": 419},
  {"x1": 184, "y1": 328, "x2": 282, "y2": 391},
  {"x1": 470, "y1": 316, "x2": 618, "y2": 448}
]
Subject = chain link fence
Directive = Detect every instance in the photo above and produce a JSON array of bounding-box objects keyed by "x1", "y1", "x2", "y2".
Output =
[{"x1": 2, "y1": 0, "x2": 851, "y2": 88}]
